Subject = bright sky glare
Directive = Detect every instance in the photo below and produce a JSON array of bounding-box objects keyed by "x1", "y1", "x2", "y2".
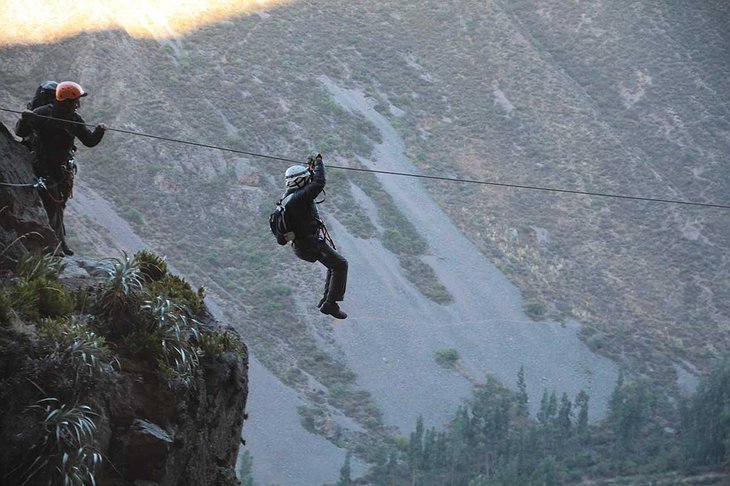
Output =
[{"x1": 0, "y1": 0, "x2": 294, "y2": 45}]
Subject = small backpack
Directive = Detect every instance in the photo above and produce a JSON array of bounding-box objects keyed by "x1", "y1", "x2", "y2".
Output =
[
  {"x1": 28, "y1": 80, "x2": 58, "y2": 110},
  {"x1": 269, "y1": 194, "x2": 295, "y2": 245}
]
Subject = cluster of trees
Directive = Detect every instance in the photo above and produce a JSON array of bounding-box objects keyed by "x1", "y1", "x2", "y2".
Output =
[{"x1": 355, "y1": 360, "x2": 730, "y2": 485}]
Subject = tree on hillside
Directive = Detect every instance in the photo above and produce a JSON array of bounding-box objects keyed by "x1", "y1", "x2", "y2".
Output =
[
  {"x1": 516, "y1": 366, "x2": 529, "y2": 418},
  {"x1": 556, "y1": 392, "x2": 572, "y2": 442},
  {"x1": 681, "y1": 358, "x2": 730, "y2": 466},
  {"x1": 574, "y1": 390, "x2": 590, "y2": 444},
  {"x1": 608, "y1": 371, "x2": 657, "y2": 455},
  {"x1": 336, "y1": 451, "x2": 352, "y2": 486},
  {"x1": 237, "y1": 450, "x2": 256, "y2": 486}
]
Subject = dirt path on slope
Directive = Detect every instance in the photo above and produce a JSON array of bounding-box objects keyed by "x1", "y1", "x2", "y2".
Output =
[{"x1": 320, "y1": 76, "x2": 619, "y2": 431}]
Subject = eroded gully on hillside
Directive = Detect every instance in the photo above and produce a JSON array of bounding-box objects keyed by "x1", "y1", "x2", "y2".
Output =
[{"x1": 319, "y1": 76, "x2": 618, "y2": 429}]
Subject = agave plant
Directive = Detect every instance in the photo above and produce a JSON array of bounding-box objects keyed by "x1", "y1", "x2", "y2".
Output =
[
  {"x1": 141, "y1": 296, "x2": 200, "y2": 384},
  {"x1": 57, "y1": 446, "x2": 102, "y2": 486},
  {"x1": 16, "y1": 252, "x2": 66, "y2": 281},
  {"x1": 99, "y1": 251, "x2": 143, "y2": 319},
  {"x1": 47, "y1": 317, "x2": 116, "y2": 375},
  {"x1": 20, "y1": 398, "x2": 102, "y2": 486}
]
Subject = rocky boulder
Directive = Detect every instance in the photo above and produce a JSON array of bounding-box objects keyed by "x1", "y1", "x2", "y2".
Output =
[{"x1": 0, "y1": 122, "x2": 58, "y2": 262}]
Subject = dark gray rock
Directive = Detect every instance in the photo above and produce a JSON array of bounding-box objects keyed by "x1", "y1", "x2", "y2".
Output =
[
  {"x1": 0, "y1": 311, "x2": 248, "y2": 486},
  {"x1": 0, "y1": 122, "x2": 57, "y2": 262}
]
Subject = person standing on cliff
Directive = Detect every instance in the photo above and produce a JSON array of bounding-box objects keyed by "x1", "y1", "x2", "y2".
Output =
[
  {"x1": 280, "y1": 154, "x2": 349, "y2": 319},
  {"x1": 15, "y1": 81, "x2": 106, "y2": 256}
]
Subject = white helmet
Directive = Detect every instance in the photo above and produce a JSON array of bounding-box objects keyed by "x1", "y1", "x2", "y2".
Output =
[{"x1": 285, "y1": 165, "x2": 312, "y2": 189}]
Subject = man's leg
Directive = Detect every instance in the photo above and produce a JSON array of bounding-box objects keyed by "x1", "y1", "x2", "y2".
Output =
[
  {"x1": 318, "y1": 269, "x2": 332, "y2": 308},
  {"x1": 318, "y1": 244, "x2": 347, "y2": 302},
  {"x1": 317, "y1": 243, "x2": 348, "y2": 319},
  {"x1": 39, "y1": 188, "x2": 68, "y2": 255}
]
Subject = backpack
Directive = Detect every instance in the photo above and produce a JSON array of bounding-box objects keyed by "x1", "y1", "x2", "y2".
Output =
[
  {"x1": 269, "y1": 194, "x2": 295, "y2": 245},
  {"x1": 27, "y1": 80, "x2": 58, "y2": 110}
]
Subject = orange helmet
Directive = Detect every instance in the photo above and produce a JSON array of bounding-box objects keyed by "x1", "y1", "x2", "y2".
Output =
[{"x1": 55, "y1": 81, "x2": 87, "y2": 101}]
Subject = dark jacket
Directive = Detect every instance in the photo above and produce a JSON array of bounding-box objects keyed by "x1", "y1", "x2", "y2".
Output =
[
  {"x1": 283, "y1": 158, "x2": 326, "y2": 253},
  {"x1": 15, "y1": 103, "x2": 104, "y2": 178}
]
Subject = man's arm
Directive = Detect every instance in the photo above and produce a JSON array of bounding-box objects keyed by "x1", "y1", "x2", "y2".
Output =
[
  {"x1": 288, "y1": 154, "x2": 326, "y2": 206},
  {"x1": 73, "y1": 113, "x2": 105, "y2": 147}
]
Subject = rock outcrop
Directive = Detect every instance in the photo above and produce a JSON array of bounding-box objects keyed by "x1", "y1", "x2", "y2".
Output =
[
  {"x1": 0, "y1": 122, "x2": 58, "y2": 262},
  {"x1": 0, "y1": 124, "x2": 248, "y2": 485},
  {"x1": 0, "y1": 303, "x2": 248, "y2": 485}
]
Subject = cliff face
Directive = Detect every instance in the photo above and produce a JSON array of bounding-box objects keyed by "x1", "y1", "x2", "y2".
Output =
[
  {"x1": 0, "y1": 123, "x2": 57, "y2": 260},
  {"x1": 0, "y1": 308, "x2": 248, "y2": 486},
  {"x1": 0, "y1": 124, "x2": 248, "y2": 486}
]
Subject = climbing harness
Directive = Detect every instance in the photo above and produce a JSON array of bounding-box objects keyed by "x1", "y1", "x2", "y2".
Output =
[
  {"x1": 319, "y1": 222, "x2": 337, "y2": 251},
  {"x1": 0, "y1": 166, "x2": 74, "y2": 205},
  {"x1": 36, "y1": 165, "x2": 75, "y2": 205}
]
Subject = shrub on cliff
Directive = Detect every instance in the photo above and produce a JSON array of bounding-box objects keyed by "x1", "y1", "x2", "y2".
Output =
[{"x1": 135, "y1": 249, "x2": 169, "y2": 282}]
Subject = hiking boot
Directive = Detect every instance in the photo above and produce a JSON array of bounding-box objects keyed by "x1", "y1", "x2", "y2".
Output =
[
  {"x1": 320, "y1": 301, "x2": 347, "y2": 319},
  {"x1": 61, "y1": 243, "x2": 74, "y2": 256}
]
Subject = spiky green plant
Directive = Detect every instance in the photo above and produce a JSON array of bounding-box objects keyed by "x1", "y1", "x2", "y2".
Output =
[
  {"x1": 21, "y1": 398, "x2": 102, "y2": 486},
  {"x1": 140, "y1": 297, "x2": 200, "y2": 384},
  {"x1": 145, "y1": 274, "x2": 204, "y2": 314},
  {"x1": 44, "y1": 317, "x2": 115, "y2": 375},
  {"x1": 135, "y1": 249, "x2": 168, "y2": 282},
  {"x1": 99, "y1": 251, "x2": 143, "y2": 319},
  {"x1": 16, "y1": 253, "x2": 66, "y2": 281},
  {"x1": 72, "y1": 287, "x2": 92, "y2": 314},
  {"x1": 56, "y1": 446, "x2": 102, "y2": 486}
]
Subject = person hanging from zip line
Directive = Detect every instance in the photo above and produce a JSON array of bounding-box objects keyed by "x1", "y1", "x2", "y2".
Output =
[
  {"x1": 281, "y1": 154, "x2": 349, "y2": 319},
  {"x1": 15, "y1": 81, "x2": 106, "y2": 256}
]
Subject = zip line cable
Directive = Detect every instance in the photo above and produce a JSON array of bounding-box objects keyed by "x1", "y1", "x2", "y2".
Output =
[{"x1": 2, "y1": 106, "x2": 729, "y2": 210}]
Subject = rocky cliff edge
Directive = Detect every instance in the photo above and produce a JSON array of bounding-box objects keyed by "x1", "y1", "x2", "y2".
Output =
[{"x1": 0, "y1": 122, "x2": 248, "y2": 486}]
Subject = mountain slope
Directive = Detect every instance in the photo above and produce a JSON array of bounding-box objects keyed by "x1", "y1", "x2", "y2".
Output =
[{"x1": 1, "y1": 0, "x2": 728, "y2": 482}]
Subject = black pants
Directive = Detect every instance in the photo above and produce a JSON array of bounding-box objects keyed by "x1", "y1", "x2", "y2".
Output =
[
  {"x1": 295, "y1": 239, "x2": 348, "y2": 303},
  {"x1": 38, "y1": 182, "x2": 67, "y2": 247},
  {"x1": 35, "y1": 164, "x2": 73, "y2": 250}
]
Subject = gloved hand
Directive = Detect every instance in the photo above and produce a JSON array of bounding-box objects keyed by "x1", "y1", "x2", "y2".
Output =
[
  {"x1": 96, "y1": 123, "x2": 107, "y2": 133},
  {"x1": 315, "y1": 153, "x2": 322, "y2": 162}
]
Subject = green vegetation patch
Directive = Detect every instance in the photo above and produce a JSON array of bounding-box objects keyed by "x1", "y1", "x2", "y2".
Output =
[
  {"x1": 135, "y1": 250, "x2": 169, "y2": 283},
  {"x1": 524, "y1": 298, "x2": 546, "y2": 319},
  {"x1": 297, "y1": 405, "x2": 326, "y2": 433},
  {"x1": 352, "y1": 170, "x2": 427, "y2": 256},
  {"x1": 197, "y1": 328, "x2": 247, "y2": 359},
  {"x1": 22, "y1": 398, "x2": 102, "y2": 486},
  {"x1": 326, "y1": 170, "x2": 378, "y2": 239},
  {"x1": 145, "y1": 274, "x2": 204, "y2": 314},
  {"x1": 399, "y1": 256, "x2": 453, "y2": 304},
  {"x1": 434, "y1": 347, "x2": 459, "y2": 368}
]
